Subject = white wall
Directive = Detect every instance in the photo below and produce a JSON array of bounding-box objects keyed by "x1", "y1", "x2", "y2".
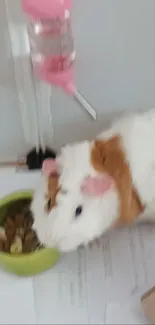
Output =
[
  {"x1": 0, "y1": 1, "x2": 27, "y2": 161},
  {"x1": 46, "y1": 0, "x2": 155, "y2": 149},
  {"x1": 0, "y1": 0, "x2": 155, "y2": 160},
  {"x1": 0, "y1": 0, "x2": 40, "y2": 162}
]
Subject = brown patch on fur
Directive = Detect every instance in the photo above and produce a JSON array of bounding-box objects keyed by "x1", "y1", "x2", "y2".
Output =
[
  {"x1": 91, "y1": 136, "x2": 144, "y2": 226},
  {"x1": 45, "y1": 173, "x2": 60, "y2": 212}
]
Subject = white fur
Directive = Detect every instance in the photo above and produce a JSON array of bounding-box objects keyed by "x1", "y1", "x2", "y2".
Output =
[{"x1": 31, "y1": 109, "x2": 155, "y2": 252}]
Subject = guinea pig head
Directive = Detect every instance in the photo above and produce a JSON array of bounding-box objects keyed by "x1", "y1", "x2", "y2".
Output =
[
  {"x1": 32, "y1": 142, "x2": 120, "y2": 252},
  {"x1": 31, "y1": 137, "x2": 144, "y2": 253}
]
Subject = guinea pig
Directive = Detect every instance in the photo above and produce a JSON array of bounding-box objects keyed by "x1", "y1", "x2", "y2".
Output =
[{"x1": 31, "y1": 109, "x2": 155, "y2": 252}]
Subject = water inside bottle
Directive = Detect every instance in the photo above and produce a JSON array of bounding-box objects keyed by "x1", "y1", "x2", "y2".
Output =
[{"x1": 28, "y1": 15, "x2": 75, "y2": 74}]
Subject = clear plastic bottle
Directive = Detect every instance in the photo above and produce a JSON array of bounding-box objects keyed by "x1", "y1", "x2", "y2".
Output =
[
  {"x1": 22, "y1": 0, "x2": 97, "y2": 119},
  {"x1": 23, "y1": 0, "x2": 75, "y2": 83}
]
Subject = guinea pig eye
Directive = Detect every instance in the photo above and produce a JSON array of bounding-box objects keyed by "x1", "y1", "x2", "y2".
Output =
[{"x1": 75, "y1": 205, "x2": 83, "y2": 219}]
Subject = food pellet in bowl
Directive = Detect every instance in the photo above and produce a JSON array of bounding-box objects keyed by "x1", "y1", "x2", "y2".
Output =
[
  {"x1": 3, "y1": 240, "x2": 11, "y2": 253},
  {"x1": 0, "y1": 199, "x2": 43, "y2": 255},
  {"x1": 10, "y1": 236, "x2": 22, "y2": 254},
  {"x1": 15, "y1": 213, "x2": 25, "y2": 228},
  {"x1": 4, "y1": 218, "x2": 16, "y2": 242},
  {"x1": 0, "y1": 227, "x2": 7, "y2": 241},
  {"x1": 16, "y1": 227, "x2": 25, "y2": 239}
]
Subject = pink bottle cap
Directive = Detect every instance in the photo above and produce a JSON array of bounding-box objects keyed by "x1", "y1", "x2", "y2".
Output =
[{"x1": 22, "y1": 0, "x2": 72, "y2": 19}]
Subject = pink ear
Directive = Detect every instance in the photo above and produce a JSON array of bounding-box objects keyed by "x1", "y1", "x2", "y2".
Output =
[
  {"x1": 81, "y1": 175, "x2": 114, "y2": 197},
  {"x1": 42, "y1": 159, "x2": 59, "y2": 175}
]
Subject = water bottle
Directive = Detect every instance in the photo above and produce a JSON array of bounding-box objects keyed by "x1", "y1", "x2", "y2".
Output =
[
  {"x1": 22, "y1": 0, "x2": 97, "y2": 119},
  {"x1": 22, "y1": 0, "x2": 74, "y2": 85}
]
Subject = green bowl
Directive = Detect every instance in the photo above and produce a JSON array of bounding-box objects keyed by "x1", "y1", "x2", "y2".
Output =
[{"x1": 0, "y1": 191, "x2": 60, "y2": 276}]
